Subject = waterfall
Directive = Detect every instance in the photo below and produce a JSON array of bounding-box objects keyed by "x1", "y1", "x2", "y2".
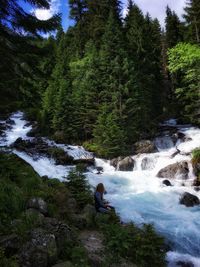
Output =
[{"x1": 1, "y1": 111, "x2": 200, "y2": 267}]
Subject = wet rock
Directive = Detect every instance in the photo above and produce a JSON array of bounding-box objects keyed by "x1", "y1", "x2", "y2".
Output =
[
  {"x1": 157, "y1": 161, "x2": 189, "y2": 179},
  {"x1": 176, "y1": 260, "x2": 194, "y2": 267},
  {"x1": 141, "y1": 157, "x2": 156, "y2": 170},
  {"x1": 192, "y1": 159, "x2": 200, "y2": 177},
  {"x1": 6, "y1": 118, "x2": 15, "y2": 125},
  {"x1": 193, "y1": 178, "x2": 200, "y2": 186},
  {"x1": 19, "y1": 228, "x2": 57, "y2": 267},
  {"x1": 118, "y1": 157, "x2": 135, "y2": 171},
  {"x1": 179, "y1": 192, "x2": 200, "y2": 207},
  {"x1": 134, "y1": 140, "x2": 158, "y2": 154},
  {"x1": 73, "y1": 158, "x2": 95, "y2": 166},
  {"x1": 162, "y1": 180, "x2": 172, "y2": 186},
  {"x1": 26, "y1": 124, "x2": 40, "y2": 137},
  {"x1": 27, "y1": 198, "x2": 48, "y2": 215},
  {"x1": 110, "y1": 157, "x2": 124, "y2": 169},
  {"x1": 96, "y1": 166, "x2": 103, "y2": 174}
]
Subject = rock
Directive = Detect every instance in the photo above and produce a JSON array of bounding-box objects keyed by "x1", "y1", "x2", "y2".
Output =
[
  {"x1": 134, "y1": 140, "x2": 158, "y2": 154},
  {"x1": 193, "y1": 178, "x2": 200, "y2": 186},
  {"x1": 192, "y1": 159, "x2": 200, "y2": 177},
  {"x1": 43, "y1": 218, "x2": 75, "y2": 257},
  {"x1": 27, "y1": 125, "x2": 40, "y2": 137},
  {"x1": 73, "y1": 158, "x2": 95, "y2": 166},
  {"x1": 79, "y1": 231, "x2": 104, "y2": 267},
  {"x1": 176, "y1": 261, "x2": 194, "y2": 267},
  {"x1": 118, "y1": 157, "x2": 135, "y2": 171},
  {"x1": 0, "y1": 234, "x2": 21, "y2": 256},
  {"x1": 179, "y1": 192, "x2": 200, "y2": 207},
  {"x1": 19, "y1": 228, "x2": 57, "y2": 267},
  {"x1": 25, "y1": 208, "x2": 45, "y2": 225},
  {"x1": 82, "y1": 204, "x2": 96, "y2": 227},
  {"x1": 157, "y1": 161, "x2": 189, "y2": 179},
  {"x1": 27, "y1": 198, "x2": 48, "y2": 215},
  {"x1": 96, "y1": 166, "x2": 103, "y2": 174},
  {"x1": 110, "y1": 157, "x2": 124, "y2": 168},
  {"x1": 162, "y1": 180, "x2": 172, "y2": 186},
  {"x1": 141, "y1": 157, "x2": 156, "y2": 170}
]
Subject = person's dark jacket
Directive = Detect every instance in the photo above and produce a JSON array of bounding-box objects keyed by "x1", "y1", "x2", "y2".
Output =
[{"x1": 94, "y1": 191, "x2": 106, "y2": 211}]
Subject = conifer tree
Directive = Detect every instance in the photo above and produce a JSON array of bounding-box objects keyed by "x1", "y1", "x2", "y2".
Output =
[
  {"x1": 0, "y1": 0, "x2": 60, "y2": 109},
  {"x1": 165, "y1": 6, "x2": 183, "y2": 48},
  {"x1": 183, "y1": 0, "x2": 200, "y2": 43}
]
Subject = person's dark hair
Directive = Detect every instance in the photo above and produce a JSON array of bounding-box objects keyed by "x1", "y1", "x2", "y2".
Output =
[{"x1": 96, "y1": 183, "x2": 105, "y2": 193}]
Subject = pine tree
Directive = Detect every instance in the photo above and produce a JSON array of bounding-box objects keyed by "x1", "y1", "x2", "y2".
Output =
[
  {"x1": 0, "y1": 0, "x2": 60, "y2": 110},
  {"x1": 183, "y1": 0, "x2": 200, "y2": 43},
  {"x1": 165, "y1": 6, "x2": 183, "y2": 48}
]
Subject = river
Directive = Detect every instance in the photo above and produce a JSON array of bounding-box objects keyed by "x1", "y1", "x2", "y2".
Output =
[{"x1": 1, "y1": 111, "x2": 200, "y2": 267}]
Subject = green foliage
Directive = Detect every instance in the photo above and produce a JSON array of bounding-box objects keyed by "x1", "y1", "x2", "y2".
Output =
[
  {"x1": 183, "y1": 0, "x2": 200, "y2": 43},
  {"x1": 0, "y1": 248, "x2": 19, "y2": 267},
  {"x1": 168, "y1": 43, "x2": 200, "y2": 124},
  {"x1": 192, "y1": 148, "x2": 200, "y2": 162},
  {"x1": 67, "y1": 168, "x2": 93, "y2": 209},
  {"x1": 102, "y1": 223, "x2": 166, "y2": 267},
  {"x1": 71, "y1": 246, "x2": 90, "y2": 266},
  {"x1": 165, "y1": 6, "x2": 184, "y2": 48},
  {"x1": 12, "y1": 212, "x2": 42, "y2": 240},
  {"x1": 0, "y1": 152, "x2": 42, "y2": 225}
]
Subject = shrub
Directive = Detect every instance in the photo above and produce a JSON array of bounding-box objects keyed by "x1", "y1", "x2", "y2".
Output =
[
  {"x1": 67, "y1": 168, "x2": 93, "y2": 209},
  {"x1": 0, "y1": 248, "x2": 19, "y2": 267},
  {"x1": 192, "y1": 148, "x2": 200, "y2": 163},
  {"x1": 102, "y1": 223, "x2": 166, "y2": 267}
]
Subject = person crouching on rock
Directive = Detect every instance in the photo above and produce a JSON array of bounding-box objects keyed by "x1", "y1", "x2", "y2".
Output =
[{"x1": 94, "y1": 183, "x2": 114, "y2": 213}]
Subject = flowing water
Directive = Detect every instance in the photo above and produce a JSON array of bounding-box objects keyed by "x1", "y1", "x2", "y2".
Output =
[{"x1": 1, "y1": 111, "x2": 200, "y2": 266}]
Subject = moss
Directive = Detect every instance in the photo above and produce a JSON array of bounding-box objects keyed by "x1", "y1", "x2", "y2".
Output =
[{"x1": 192, "y1": 148, "x2": 200, "y2": 163}]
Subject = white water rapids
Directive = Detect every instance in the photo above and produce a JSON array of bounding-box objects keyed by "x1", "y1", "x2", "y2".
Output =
[{"x1": 1, "y1": 111, "x2": 200, "y2": 266}]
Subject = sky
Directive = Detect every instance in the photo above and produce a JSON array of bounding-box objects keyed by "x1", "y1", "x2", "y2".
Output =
[{"x1": 27, "y1": 0, "x2": 186, "y2": 30}]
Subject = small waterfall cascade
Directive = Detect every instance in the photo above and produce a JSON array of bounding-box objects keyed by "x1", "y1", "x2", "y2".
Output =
[{"x1": 1, "y1": 112, "x2": 200, "y2": 266}]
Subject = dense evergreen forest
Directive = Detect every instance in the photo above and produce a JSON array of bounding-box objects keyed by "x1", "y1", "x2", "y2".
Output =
[{"x1": 0, "y1": 0, "x2": 200, "y2": 158}]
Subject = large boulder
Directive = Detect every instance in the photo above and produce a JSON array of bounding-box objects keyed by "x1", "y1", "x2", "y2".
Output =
[
  {"x1": 157, "y1": 161, "x2": 189, "y2": 179},
  {"x1": 43, "y1": 217, "x2": 75, "y2": 257},
  {"x1": 134, "y1": 140, "x2": 158, "y2": 154},
  {"x1": 118, "y1": 157, "x2": 135, "y2": 171},
  {"x1": 179, "y1": 192, "x2": 200, "y2": 207},
  {"x1": 19, "y1": 228, "x2": 57, "y2": 267},
  {"x1": 110, "y1": 157, "x2": 124, "y2": 169},
  {"x1": 27, "y1": 198, "x2": 48, "y2": 215}
]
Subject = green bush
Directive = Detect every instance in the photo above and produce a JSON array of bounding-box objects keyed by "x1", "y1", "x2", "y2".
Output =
[
  {"x1": 192, "y1": 148, "x2": 200, "y2": 162},
  {"x1": 102, "y1": 223, "x2": 166, "y2": 267},
  {"x1": 71, "y1": 246, "x2": 89, "y2": 267},
  {"x1": 0, "y1": 180, "x2": 24, "y2": 225},
  {"x1": 0, "y1": 248, "x2": 19, "y2": 267},
  {"x1": 67, "y1": 168, "x2": 93, "y2": 209}
]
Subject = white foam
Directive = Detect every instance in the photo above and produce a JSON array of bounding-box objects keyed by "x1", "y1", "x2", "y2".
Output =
[{"x1": 2, "y1": 112, "x2": 200, "y2": 266}]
